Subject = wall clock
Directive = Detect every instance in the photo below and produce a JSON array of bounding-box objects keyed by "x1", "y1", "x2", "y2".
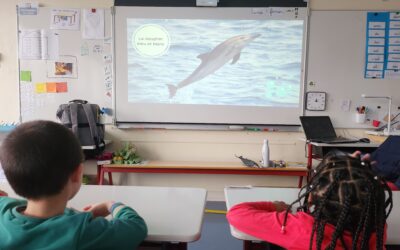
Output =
[{"x1": 305, "y1": 91, "x2": 327, "y2": 111}]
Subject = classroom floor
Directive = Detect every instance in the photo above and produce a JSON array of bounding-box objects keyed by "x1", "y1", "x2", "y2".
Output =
[{"x1": 189, "y1": 201, "x2": 242, "y2": 250}]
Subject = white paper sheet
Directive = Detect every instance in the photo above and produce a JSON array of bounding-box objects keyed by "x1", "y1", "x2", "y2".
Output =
[
  {"x1": 19, "y1": 29, "x2": 59, "y2": 60},
  {"x1": 83, "y1": 9, "x2": 105, "y2": 39},
  {"x1": 19, "y1": 29, "x2": 41, "y2": 60},
  {"x1": 50, "y1": 9, "x2": 80, "y2": 30}
]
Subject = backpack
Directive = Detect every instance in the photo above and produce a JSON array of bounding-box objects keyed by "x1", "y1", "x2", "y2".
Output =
[{"x1": 56, "y1": 100, "x2": 105, "y2": 156}]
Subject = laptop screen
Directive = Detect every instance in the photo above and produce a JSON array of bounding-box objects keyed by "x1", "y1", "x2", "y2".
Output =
[{"x1": 300, "y1": 116, "x2": 337, "y2": 140}]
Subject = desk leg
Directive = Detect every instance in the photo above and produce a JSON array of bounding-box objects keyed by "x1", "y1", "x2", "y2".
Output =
[
  {"x1": 307, "y1": 143, "x2": 313, "y2": 182},
  {"x1": 139, "y1": 242, "x2": 187, "y2": 250},
  {"x1": 165, "y1": 242, "x2": 187, "y2": 250},
  {"x1": 108, "y1": 172, "x2": 113, "y2": 185},
  {"x1": 96, "y1": 164, "x2": 101, "y2": 184},
  {"x1": 99, "y1": 168, "x2": 105, "y2": 185},
  {"x1": 244, "y1": 241, "x2": 283, "y2": 250},
  {"x1": 244, "y1": 240, "x2": 252, "y2": 250},
  {"x1": 298, "y1": 176, "x2": 303, "y2": 188}
]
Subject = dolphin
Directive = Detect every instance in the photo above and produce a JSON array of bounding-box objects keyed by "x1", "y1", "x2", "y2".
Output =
[{"x1": 167, "y1": 33, "x2": 261, "y2": 98}]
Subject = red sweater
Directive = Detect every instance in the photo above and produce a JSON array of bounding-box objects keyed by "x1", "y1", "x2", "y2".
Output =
[{"x1": 227, "y1": 201, "x2": 386, "y2": 250}]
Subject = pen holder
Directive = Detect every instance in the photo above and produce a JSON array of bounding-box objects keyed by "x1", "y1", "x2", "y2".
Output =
[{"x1": 355, "y1": 113, "x2": 366, "y2": 124}]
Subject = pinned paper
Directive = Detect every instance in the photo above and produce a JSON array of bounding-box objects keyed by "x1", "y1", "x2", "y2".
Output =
[
  {"x1": 35, "y1": 83, "x2": 47, "y2": 93},
  {"x1": 46, "y1": 82, "x2": 57, "y2": 93},
  {"x1": 81, "y1": 42, "x2": 89, "y2": 56},
  {"x1": 83, "y1": 8, "x2": 105, "y2": 39},
  {"x1": 50, "y1": 9, "x2": 80, "y2": 30},
  {"x1": 19, "y1": 29, "x2": 59, "y2": 60},
  {"x1": 20, "y1": 71, "x2": 32, "y2": 82},
  {"x1": 93, "y1": 44, "x2": 103, "y2": 54},
  {"x1": 56, "y1": 82, "x2": 68, "y2": 92}
]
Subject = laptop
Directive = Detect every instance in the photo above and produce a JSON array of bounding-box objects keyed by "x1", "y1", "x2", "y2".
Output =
[{"x1": 299, "y1": 116, "x2": 360, "y2": 144}]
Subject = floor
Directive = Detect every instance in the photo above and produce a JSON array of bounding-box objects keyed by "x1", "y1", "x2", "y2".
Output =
[{"x1": 189, "y1": 201, "x2": 242, "y2": 250}]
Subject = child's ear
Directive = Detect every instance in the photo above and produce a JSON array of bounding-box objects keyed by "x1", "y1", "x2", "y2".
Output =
[{"x1": 70, "y1": 164, "x2": 83, "y2": 183}]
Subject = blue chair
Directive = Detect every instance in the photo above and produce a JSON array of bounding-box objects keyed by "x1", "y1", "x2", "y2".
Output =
[{"x1": 371, "y1": 136, "x2": 400, "y2": 188}]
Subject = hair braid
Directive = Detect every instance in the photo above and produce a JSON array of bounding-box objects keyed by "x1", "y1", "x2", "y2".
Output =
[
  {"x1": 308, "y1": 176, "x2": 339, "y2": 250},
  {"x1": 359, "y1": 184, "x2": 373, "y2": 249},
  {"x1": 351, "y1": 204, "x2": 368, "y2": 250},
  {"x1": 316, "y1": 220, "x2": 327, "y2": 250},
  {"x1": 326, "y1": 193, "x2": 351, "y2": 250}
]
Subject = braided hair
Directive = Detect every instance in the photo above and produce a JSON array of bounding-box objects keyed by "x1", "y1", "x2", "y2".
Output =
[{"x1": 282, "y1": 150, "x2": 393, "y2": 250}]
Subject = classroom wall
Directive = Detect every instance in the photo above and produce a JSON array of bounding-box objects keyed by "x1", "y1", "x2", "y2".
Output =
[{"x1": 0, "y1": 0, "x2": 397, "y2": 200}]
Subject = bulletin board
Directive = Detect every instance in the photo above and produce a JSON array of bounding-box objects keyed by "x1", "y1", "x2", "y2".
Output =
[
  {"x1": 18, "y1": 7, "x2": 113, "y2": 123},
  {"x1": 306, "y1": 11, "x2": 400, "y2": 128}
]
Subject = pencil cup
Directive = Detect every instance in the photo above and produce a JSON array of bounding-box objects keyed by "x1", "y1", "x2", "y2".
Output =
[{"x1": 355, "y1": 113, "x2": 366, "y2": 124}]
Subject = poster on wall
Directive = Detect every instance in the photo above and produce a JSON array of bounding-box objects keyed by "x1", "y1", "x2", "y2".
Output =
[{"x1": 365, "y1": 12, "x2": 400, "y2": 79}]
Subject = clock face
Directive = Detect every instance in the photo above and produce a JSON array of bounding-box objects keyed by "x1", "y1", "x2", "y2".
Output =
[{"x1": 306, "y1": 92, "x2": 326, "y2": 111}]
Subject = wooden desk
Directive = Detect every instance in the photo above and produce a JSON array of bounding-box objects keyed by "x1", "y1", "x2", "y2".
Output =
[
  {"x1": 224, "y1": 187, "x2": 400, "y2": 249},
  {"x1": 0, "y1": 184, "x2": 207, "y2": 250},
  {"x1": 97, "y1": 161, "x2": 309, "y2": 188}
]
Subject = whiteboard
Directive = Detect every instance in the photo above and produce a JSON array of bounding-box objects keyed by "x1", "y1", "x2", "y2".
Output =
[
  {"x1": 18, "y1": 7, "x2": 113, "y2": 123},
  {"x1": 306, "y1": 11, "x2": 400, "y2": 128}
]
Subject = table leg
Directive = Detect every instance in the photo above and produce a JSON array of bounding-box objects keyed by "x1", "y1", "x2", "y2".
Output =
[
  {"x1": 298, "y1": 176, "x2": 303, "y2": 188},
  {"x1": 96, "y1": 164, "x2": 101, "y2": 184},
  {"x1": 307, "y1": 143, "x2": 313, "y2": 182},
  {"x1": 99, "y1": 168, "x2": 105, "y2": 185},
  {"x1": 108, "y1": 172, "x2": 113, "y2": 185},
  {"x1": 244, "y1": 240, "x2": 253, "y2": 250},
  {"x1": 138, "y1": 242, "x2": 187, "y2": 250}
]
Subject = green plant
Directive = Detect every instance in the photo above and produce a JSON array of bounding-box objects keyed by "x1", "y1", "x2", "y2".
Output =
[{"x1": 112, "y1": 142, "x2": 141, "y2": 164}]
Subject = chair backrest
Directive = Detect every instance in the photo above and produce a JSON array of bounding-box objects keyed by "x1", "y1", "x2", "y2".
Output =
[{"x1": 371, "y1": 136, "x2": 400, "y2": 186}]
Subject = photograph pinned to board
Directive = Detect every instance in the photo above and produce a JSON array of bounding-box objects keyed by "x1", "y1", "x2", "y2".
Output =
[
  {"x1": 83, "y1": 8, "x2": 105, "y2": 39},
  {"x1": 47, "y1": 55, "x2": 78, "y2": 78},
  {"x1": 50, "y1": 9, "x2": 80, "y2": 30}
]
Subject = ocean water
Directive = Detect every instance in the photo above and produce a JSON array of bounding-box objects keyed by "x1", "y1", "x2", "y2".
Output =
[{"x1": 127, "y1": 18, "x2": 304, "y2": 107}]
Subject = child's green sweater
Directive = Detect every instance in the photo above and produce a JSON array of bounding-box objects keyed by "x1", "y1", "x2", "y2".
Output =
[{"x1": 0, "y1": 197, "x2": 148, "y2": 250}]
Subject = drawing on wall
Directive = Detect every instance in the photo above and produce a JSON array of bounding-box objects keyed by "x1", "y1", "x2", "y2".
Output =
[
  {"x1": 47, "y1": 55, "x2": 78, "y2": 78},
  {"x1": 50, "y1": 9, "x2": 80, "y2": 30}
]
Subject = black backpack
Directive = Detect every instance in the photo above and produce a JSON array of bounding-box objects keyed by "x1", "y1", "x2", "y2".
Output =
[{"x1": 56, "y1": 100, "x2": 105, "y2": 157}]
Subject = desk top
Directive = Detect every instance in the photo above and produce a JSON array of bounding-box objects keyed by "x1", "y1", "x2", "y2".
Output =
[
  {"x1": 309, "y1": 141, "x2": 380, "y2": 148},
  {"x1": 103, "y1": 161, "x2": 307, "y2": 172},
  {"x1": 0, "y1": 184, "x2": 207, "y2": 243},
  {"x1": 299, "y1": 138, "x2": 380, "y2": 148},
  {"x1": 224, "y1": 187, "x2": 400, "y2": 244}
]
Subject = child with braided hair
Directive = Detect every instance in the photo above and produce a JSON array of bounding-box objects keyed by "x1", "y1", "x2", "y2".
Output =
[{"x1": 227, "y1": 150, "x2": 393, "y2": 250}]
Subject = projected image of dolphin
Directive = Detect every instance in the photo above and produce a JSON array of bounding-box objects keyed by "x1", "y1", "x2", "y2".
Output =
[{"x1": 167, "y1": 33, "x2": 261, "y2": 98}]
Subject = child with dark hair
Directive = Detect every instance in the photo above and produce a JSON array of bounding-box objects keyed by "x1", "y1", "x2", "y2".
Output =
[
  {"x1": 0, "y1": 120, "x2": 147, "y2": 250},
  {"x1": 227, "y1": 150, "x2": 393, "y2": 250}
]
